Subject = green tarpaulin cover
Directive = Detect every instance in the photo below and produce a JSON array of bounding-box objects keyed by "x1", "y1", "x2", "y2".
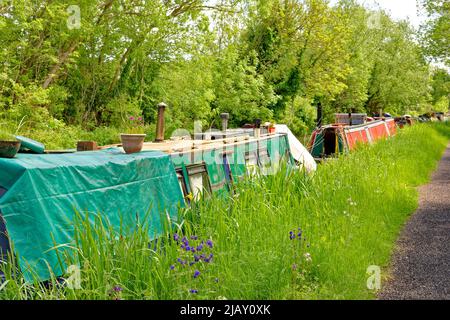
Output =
[{"x1": 0, "y1": 148, "x2": 183, "y2": 282}]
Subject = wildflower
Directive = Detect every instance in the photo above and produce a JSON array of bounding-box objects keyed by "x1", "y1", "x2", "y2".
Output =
[
  {"x1": 304, "y1": 252, "x2": 312, "y2": 262},
  {"x1": 196, "y1": 244, "x2": 204, "y2": 251},
  {"x1": 185, "y1": 245, "x2": 191, "y2": 251},
  {"x1": 193, "y1": 270, "x2": 200, "y2": 278},
  {"x1": 190, "y1": 235, "x2": 198, "y2": 240},
  {"x1": 182, "y1": 237, "x2": 189, "y2": 246},
  {"x1": 189, "y1": 262, "x2": 196, "y2": 266},
  {"x1": 204, "y1": 253, "x2": 213, "y2": 263},
  {"x1": 289, "y1": 231, "x2": 295, "y2": 240},
  {"x1": 129, "y1": 116, "x2": 135, "y2": 121},
  {"x1": 138, "y1": 117, "x2": 143, "y2": 121},
  {"x1": 173, "y1": 233, "x2": 180, "y2": 242},
  {"x1": 206, "y1": 239, "x2": 213, "y2": 248},
  {"x1": 113, "y1": 285, "x2": 123, "y2": 292},
  {"x1": 191, "y1": 247, "x2": 196, "y2": 253},
  {"x1": 194, "y1": 254, "x2": 200, "y2": 262},
  {"x1": 170, "y1": 265, "x2": 175, "y2": 270},
  {"x1": 190, "y1": 289, "x2": 198, "y2": 294},
  {"x1": 347, "y1": 197, "x2": 357, "y2": 206}
]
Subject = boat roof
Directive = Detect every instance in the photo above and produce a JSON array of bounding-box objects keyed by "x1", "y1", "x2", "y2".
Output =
[{"x1": 99, "y1": 133, "x2": 287, "y2": 155}]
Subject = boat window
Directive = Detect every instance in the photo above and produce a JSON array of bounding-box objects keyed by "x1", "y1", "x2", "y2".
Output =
[
  {"x1": 186, "y1": 163, "x2": 211, "y2": 199},
  {"x1": 176, "y1": 170, "x2": 189, "y2": 199},
  {"x1": 222, "y1": 154, "x2": 234, "y2": 190}
]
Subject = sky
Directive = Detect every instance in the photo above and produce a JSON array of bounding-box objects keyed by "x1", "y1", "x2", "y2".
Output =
[{"x1": 352, "y1": 0, "x2": 425, "y2": 28}]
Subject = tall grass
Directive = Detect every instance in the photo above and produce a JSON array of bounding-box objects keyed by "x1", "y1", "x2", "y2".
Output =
[{"x1": 1, "y1": 123, "x2": 449, "y2": 300}]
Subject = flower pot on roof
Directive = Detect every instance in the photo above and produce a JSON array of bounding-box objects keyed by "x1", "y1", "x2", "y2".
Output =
[
  {"x1": 268, "y1": 123, "x2": 276, "y2": 134},
  {"x1": 0, "y1": 133, "x2": 21, "y2": 158},
  {"x1": 120, "y1": 116, "x2": 146, "y2": 154}
]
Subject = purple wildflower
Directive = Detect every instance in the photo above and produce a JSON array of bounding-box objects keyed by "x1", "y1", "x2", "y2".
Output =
[
  {"x1": 193, "y1": 270, "x2": 200, "y2": 279},
  {"x1": 170, "y1": 265, "x2": 175, "y2": 270},
  {"x1": 206, "y1": 239, "x2": 213, "y2": 248},
  {"x1": 289, "y1": 231, "x2": 295, "y2": 240},
  {"x1": 194, "y1": 255, "x2": 200, "y2": 262},
  {"x1": 185, "y1": 245, "x2": 191, "y2": 251},
  {"x1": 191, "y1": 247, "x2": 196, "y2": 253},
  {"x1": 113, "y1": 285, "x2": 123, "y2": 292},
  {"x1": 190, "y1": 235, "x2": 198, "y2": 240},
  {"x1": 129, "y1": 116, "x2": 135, "y2": 121},
  {"x1": 196, "y1": 244, "x2": 204, "y2": 251},
  {"x1": 189, "y1": 289, "x2": 198, "y2": 294},
  {"x1": 204, "y1": 253, "x2": 213, "y2": 263},
  {"x1": 189, "y1": 261, "x2": 195, "y2": 266},
  {"x1": 173, "y1": 233, "x2": 180, "y2": 241}
]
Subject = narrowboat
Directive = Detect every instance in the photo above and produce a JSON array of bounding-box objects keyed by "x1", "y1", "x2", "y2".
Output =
[
  {"x1": 0, "y1": 109, "x2": 316, "y2": 282},
  {"x1": 308, "y1": 113, "x2": 397, "y2": 159}
]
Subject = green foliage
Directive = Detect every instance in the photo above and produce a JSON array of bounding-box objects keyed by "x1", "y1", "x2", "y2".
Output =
[
  {"x1": 419, "y1": 0, "x2": 450, "y2": 66},
  {"x1": 212, "y1": 48, "x2": 276, "y2": 126},
  {"x1": 1, "y1": 123, "x2": 449, "y2": 299},
  {"x1": 0, "y1": 0, "x2": 448, "y2": 145},
  {"x1": 431, "y1": 69, "x2": 450, "y2": 111},
  {"x1": 0, "y1": 131, "x2": 16, "y2": 141}
]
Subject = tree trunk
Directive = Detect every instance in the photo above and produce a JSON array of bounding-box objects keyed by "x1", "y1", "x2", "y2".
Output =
[{"x1": 42, "y1": 41, "x2": 78, "y2": 89}]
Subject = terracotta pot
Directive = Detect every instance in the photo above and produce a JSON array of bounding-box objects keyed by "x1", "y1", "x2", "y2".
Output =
[
  {"x1": 120, "y1": 134, "x2": 146, "y2": 154},
  {"x1": 0, "y1": 141, "x2": 21, "y2": 158}
]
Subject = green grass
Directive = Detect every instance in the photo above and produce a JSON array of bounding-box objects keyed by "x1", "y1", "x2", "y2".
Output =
[{"x1": 1, "y1": 123, "x2": 449, "y2": 300}]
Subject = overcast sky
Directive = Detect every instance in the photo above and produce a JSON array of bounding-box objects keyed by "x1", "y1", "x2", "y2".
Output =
[{"x1": 361, "y1": 0, "x2": 424, "y2": 27}]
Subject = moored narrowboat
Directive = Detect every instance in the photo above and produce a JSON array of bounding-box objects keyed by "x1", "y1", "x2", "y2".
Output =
[
  {"x1": 308, "y1": 113, "x2": 397, "y2": 159},
  {"x1": 0, "y1": 113, "x2": 315, "y2": 282}
]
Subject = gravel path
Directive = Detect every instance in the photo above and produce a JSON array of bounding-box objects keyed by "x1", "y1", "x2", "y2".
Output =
[{"x1": 379, "y1": 143, "x2": 450, "y2": 300}]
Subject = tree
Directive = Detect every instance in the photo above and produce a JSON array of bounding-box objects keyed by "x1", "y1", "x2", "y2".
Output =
[{"x1": 419, "y1": 0, "x2": 450, "y2": 66}]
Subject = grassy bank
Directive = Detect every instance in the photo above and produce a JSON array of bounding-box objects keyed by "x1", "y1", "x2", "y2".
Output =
[{"x1": 1, "y1": 123, "x2": 449, "y2": 300}]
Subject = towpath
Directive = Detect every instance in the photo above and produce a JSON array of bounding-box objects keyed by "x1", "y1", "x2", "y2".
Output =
[{"x1": 379, "y1": 143, "x2": 450, "y2": 300}]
